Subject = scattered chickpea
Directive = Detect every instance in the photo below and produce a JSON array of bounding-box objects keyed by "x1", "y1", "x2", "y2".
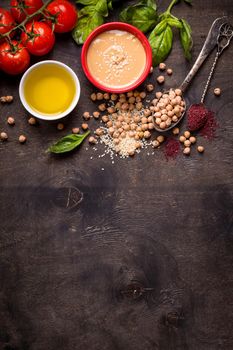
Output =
[
  {"x1": 197, "y1": 145, "x2": 205, "y2": 153},
  {"x1": 175, "y1": 88, "x2": 182, "y2": 96},
  {"x1": 0, "y1": 95, "x2": 13, "y2": 103},
  {"x1": 107, "y1": 106, "x2": 116, "y2": 114},
  {"x1": 88, "y1": 136, "x2": 97, "y2": 144},
  {"x1": 57, "y1": 123, "x2": 64, "y2": 130},
  {"x1": 127, "y1": 91, "x2": 133, "y2": 97},
  {"x1": 128, "y1": 150, "x2": 135, "y2": 156},
  {"x1": 83, "y1": 111, "x2": 90, "y2": 120},
  {"x1": 144, "y1": 130, "x2": 151, "y2": 139},
  {"x1": 172, "y1": 127, "x2": 180, "y2": 135},
  {"x1": 155, "y1": 92, "x2": 162, "y2": 99},
  {"x1": 136, "y1": 102, "x2": 142, "y2": 110},
  {"x1": 146, "y1": 84, "x2": 154, "y2": 92},
  {"x1": 95, "y1": 128, "x2": 104, "y2": 136},
  {"x1": 149, "y1": 66, "x2": 154, "y2": 74},
  {"x1": 157, "y1": 75, "x2": 165, "y2": 84},
  {"x1": 183, "y1": 147, "x2": 190, "y2": 155},
  {"x1": 184, "y1": 130, "x2": 191, "y2": 138},
  {"x1": 148, "y1": 123, "x2": 154, "y2": 130},
  {"x1": 101, "y1": 115, "x2": 109, "y2": 123},
  {"x1": 28, "y1": 117, "x2": 37, "y2": 125},
  {"x1": 111, "y1": 94, "x2": 118, "y2": 101},
  {"x1": 167, "y1": 68, "x2": 173, "y2": 75},
  {"x1": 0, "y1": 132, "x2": 8, "y2": 141},
  {"x1": 184, "y1": 139, "x2": 191, "y2": 147},
  {"x1": 82, "y1": 123, "x2": 89, "y2": 130},
  {"x1": 90, "y1": 93, "x2": 97, "y2": 101},
  {"x1": 98, "y1": 103, "x2": 106, "y2": 112},
  {"x1": 103, "y1": 93, "x2": 110, "y2": 100},
  {"x1": 189, "y1": 136, "x2": 196, "y2": 144},
  {"x1": 214, "y1": 88, "x2": 221, "y2": 96},
  {"x1": 159, "y1": 62, "x2": 166, "y2": 71},
  {"x1": 19, "y1": 134, "x2": 26, "y2": 143},
  {"x1": 7, "y1": 116, "x2": 15, "y2": 125},
  {"x1": 93, "y1": 111, "x2": 100, "y2": 119},
  {"x1": 128, "y1": 96, "x2": 136, "y2": 104},
  {"x1": 152, "y1": 140, "x2": 160, "y2": 148},
  {"x1": 157, "y1": 135, "x2": 165, "y2": 143},
  {"x1": 72, "y1": 127, "x2": 80, "y2": 134},
  {"x1": 140, "y1": 92, "x2": 146, "y2": 99},
  {"x1": 96, "y1": 92, "x2": 103, "y2": 100},
  {"x1": 179, "y1": 135, "x2": 186, "y2": 143}
]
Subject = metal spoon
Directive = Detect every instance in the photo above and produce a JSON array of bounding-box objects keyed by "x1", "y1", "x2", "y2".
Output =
[{"x1": 152, "y1": 17, "x2": 233, "y2": 133}]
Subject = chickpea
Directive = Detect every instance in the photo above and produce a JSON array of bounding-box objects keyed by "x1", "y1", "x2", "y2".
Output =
[
  {"x1": 121, "y1": 103, "x2": 129, "y2": 110},
  {"x1": 152, "y1": 140, "x2": 160, "y2": 148},
  {"x1": 214, "y1": 88, "x2": 221, "y2": 96},
  {"x1": 184, "y1": 130, "x2": 191, "y2": 138},
  {"x1": 172, "y1": 116, "x2": 178, "y2": 122},
  {"x1": 179, "y1": 135, "x2": 186, "y2": 143},
  {"x1": 57, "y1": 123, "x2": 64, "y2": 130},
  {"x1": 135, "y1": 96, "x2": 142, "y2": 103},
  {"x1": 98, "y1": 103, "x2": 106, "y2": 112},
  {"x1": 118, "y1": 115, "x2": 124, "y2": 122},
  {"x1": 155, "y1": 118, "x2": 161, "y2": 125},
  {"x1": 19, "y1": 134, "x2": 26, "y2": 143},
  {"x1": 141, "y1": 117, "x2": 148, "y2": 124},
  {"x1": 174, "y1": 106, "x2": 180, "y2": 115},
  {"x1": 161, "y1": 109, "x2": 167, "y2": 115},
  {"x1": 169, "y1": 90, "x2": 176, "y2": 99},
  {"x1": 111, "y1": 94, "x2": 118, "y2": 101},
  {"x1": 7, "y1": 116, "x2": 15, "y2": 125},
  {"x1": 129, "y1": 130, "x2": 135, "y2": 138},
  {"x1": 128, "y1": 150, "x2": 135, "y2": 156},
  {"x1": 0, "y1": 131, "x2": 8, "y2": 141},
  {"x1": 140, "y1": 92, "x2": 146, "y2": 99},
  {"x1": 134, "y1": 91, "x2": 140, "y2": 97},
  {"x1": 107, "y1": 121, "x2": 113, "y2": 128},
  {"x1": 148, "y1": 123, "x2": 154, "y2": 130},
  {"x1": 176, "y1": 96, "x2": 182, "y2": 104},
  {"x1": 150, "y1": 106, "x2": 156, "y2": 112},
  {"x1": 114, "y1": 138, "x2": 120, "y2": 145},
  {"x1": 144, "y1": 109, "x2": 151, "y2": 117},
  {"x1": 157, "y1": 135, "x2": 165, "y2": 143},
  {"x1": 148, "y1": 116, "x2": 153, "y2": 122},
  {"x1": 128, "y1": 103, "x2": 134, "y2": 111},
  {"x1": 155, "y1": 91, "x2": 162, "y2": 99},
  {"x1": 82, "y1": 123, "x2": 89, "y2": 130},
  {"x1": 83, "y1": 111, "x2": 90, "y2": 120},
  {"x1": 134, "y1": 115, "x2": 141, "y2": 123},
  {"x1": 152, "y1": 98, "x2": 158, "y2": 106},
  {"x1": 136, "y1": 102, "x2": 143, "y2": 110},
  {"x1": 123, "y1": 124, "x2": 130, "y2": 131},
  {"x1": 127, "y1": 91, "x2": 133, "y2": 97},
  {"x1": 128, "y1": 96, "x2": 136, "y2": 104},
  {"x1": 108, "y1": 127, "x2": 115, "y2": 135},
  {"x1": 135, "y1": 141, "x2": 142, "y2": 148},
  {"x1": 166, "y1": 104, "x2": 173, "y2": 111},
  {"x1": 161, "y1": 114, "x2": 168, "y2": 121},
  {"x1": 115, "y1": 101, "x2": 122, "y2": 109},
  {"x1": 102, "y1": 115, "x2": 109, "y2": 123},
  {"x1": 175, "y1": 88, "x2": 182, "y2": 96},
  {"x1": 157, "y1": 75, "x2": 165, "y2": 84},
  {"x1": 120, "y1": 131, "x2": 126, "y2": 138},
  {"x1": 146, "y1": 84, "x2": 154, "y2": 92},
  {"x1": 159, "y1": 121, "x2": 166, "y2": 129},
  {"x1": 103, "y1": 93, "x2": 110, "y2": 100},
  {"x1": 107, "y1": 106, "x2": 116, "y2": 114},
  {"x1": 190, "y1": 136, "x2": 196, "y2": 144},
  {"x1": 28, "y1": 117, "x2": 36, "y2": 125},
  {"x1": 167, "y1": 68, "x2": 173, "y2": 75},
  {"x1": 141, "y1": 124, "x2": 148, "y2": 131},
  {"x1": 159, "y1": 62, "x2": 166, "y2": 71},
  {"x1": 136, "y1": 126, "x2": 142, "y2": 132},
  {"x1": 138, "y1": 131, "x2": 144, "y2": 139},
  {"x1": 184, "y1": 139, "x2": 191, "y2": 147},
  {"x1": 90, "y1": 93, "x2": 97, "y2": 101},
  {"x1": 113, "y1": 131, "x2": 120, "y2": 138},
  {"x1": 171, "y1": 98, "x2": 177, "y2": 106},
  {"x1": 172, "y1": 127, "x2": 180, "y2": 135},
  {"x1": 197, "y1": 145, "x2": 205, "y2": 153},
  {"x1": 183, "y1": 147, "x2": 191, "y2": 155},
  {"x1": 119, "y1": 97, "x2": 126, "y2": 103},
  {"x1": 95, "y1": 128, "x2": 104, "y2": 136},
  {"x1": 96, "y1": 92, "x2": 104, "y2": 100},
  {"x1": 168, "y1": 110, "x2": 174, "y2": 117},
  {"x1": 130, "y1": 123, "x2": 137, "y2": 130},
  {"x1": 144, "y1": 130, "x2": 151, "y2": 139},
  {"x1": 118, "y1": 127, "x2": 123, "y2": 134},
  {"x1": 150, "y1": 66, "x2": 154, "y2": 74},
  {"x1": 89, "y1": 136, "x2": 97, "y2": 144},
  {"x1": 72, "y1": 127, "x2": 80, "y2": 134},
  {"x1": 93, "y1": 111, "x2": 100, "y2": 118}
]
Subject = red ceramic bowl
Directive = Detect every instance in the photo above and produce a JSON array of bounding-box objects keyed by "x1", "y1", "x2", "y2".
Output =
[{"x1": 81, "y1": 22, "x2": 152, "y2": 93}]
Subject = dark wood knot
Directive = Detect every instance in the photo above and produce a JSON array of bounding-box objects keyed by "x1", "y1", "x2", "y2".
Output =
[
  {"x1": 165, "y1": 311, "x2": 185, "y2": 328},
  {"x1": 120, "y1": 281, "x2": 154, "y2": 300}
]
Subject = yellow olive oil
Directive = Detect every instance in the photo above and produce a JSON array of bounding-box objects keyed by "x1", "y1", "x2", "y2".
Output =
[{"x1": 24, "y1": 64, "x2": 76, "y2": 115}]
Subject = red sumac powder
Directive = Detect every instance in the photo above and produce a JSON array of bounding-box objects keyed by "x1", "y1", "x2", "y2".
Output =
[
  {"x1": 164, "y1": 138, "x2": 180, "y2": 159},
  {"x1": 188, "y1": 103, "x2": 208, "y2": 131},
  {"x1": 200, "y1": 109, "x2": 218, "y2": 139}
]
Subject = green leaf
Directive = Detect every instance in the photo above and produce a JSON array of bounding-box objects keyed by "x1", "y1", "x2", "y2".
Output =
[
  {"x1": 119, "y1": 0, "x2": 157, "y2": 33},
  {"x1": 149, "y1": 23, "x2": 173, "y2": 66},
  {"x1": 47, "y1": 132, "x2": 90, "y2": 154},
  {"x1": 179, "y1": 18, "x2": 193, "y2": 60},
  {"x1": 166, "y1": 17, "x2": 182, "y2": 28},
  {"x1": 72, "y1": 12, "x2": 104, "y2": 44},
  {"x1": 107, "y1": 0, "x2": 113, "y2": 10},
  {"x1": 76, "y1": 0, "x2": 99, "y2": 5}
]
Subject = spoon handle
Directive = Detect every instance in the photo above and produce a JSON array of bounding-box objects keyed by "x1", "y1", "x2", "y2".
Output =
[{"x1": 179, "y1": 16, "x2": 228, "y2": 93}]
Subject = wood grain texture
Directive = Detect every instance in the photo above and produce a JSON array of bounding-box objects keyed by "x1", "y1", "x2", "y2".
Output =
[{"x1": 0, "y1": 1, "x2": 233, "y2": 349}]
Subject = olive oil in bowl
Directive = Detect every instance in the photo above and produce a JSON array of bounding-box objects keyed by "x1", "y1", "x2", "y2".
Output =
[{"x1": 20, "y1": 61, "x2": 80, "y2": 120}]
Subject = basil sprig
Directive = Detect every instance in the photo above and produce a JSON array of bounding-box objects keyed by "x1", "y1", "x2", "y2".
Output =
[
  {"x1": 119, "y1": 0, "x2": 158, "y2": 33},
  {"x1": 72, "y1": 0, "x2": 112, "y2": 45},
  {"x1": 120, "y1": 0, "x2": 193, "y2": 66},
  {"x1": 47, "y1": 131, "x2": 90, "y2": 154}
]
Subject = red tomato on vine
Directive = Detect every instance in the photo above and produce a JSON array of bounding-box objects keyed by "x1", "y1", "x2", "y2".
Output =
[
  {"x1": 21, "y1": 21, "x2": 55, "y2": 56},
  {"x1": 0, "y1": 8, "x2": 15, "y2": 38},
  {"x1": 46, "y1": 0, "x2": 77, "y2": 33},
  {"x1": 0, "y1": 40, "x2": 30, "y2": 75},
  {"x1": 10, "y1": 0, "x2": 43, "y2": 23}
]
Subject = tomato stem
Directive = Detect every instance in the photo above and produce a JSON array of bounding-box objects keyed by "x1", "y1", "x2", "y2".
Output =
[{"x1": 0, "y1": 0, "x2": 53, "y2": 39}]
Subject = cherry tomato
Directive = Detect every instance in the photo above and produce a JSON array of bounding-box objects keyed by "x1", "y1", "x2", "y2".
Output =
[
  {"x1": 21, "y1": 22, "x2": 55, "y2": 56},
  {"x1": 0, "y1": 8, "x2": 15, "y2": 38},
  {"x1": 0, "y1": 40, "x2": 30, "y2": 75},
  {"x1": 10, "y1": 0, "x2": 43, "y2": 23},
  {"x1": 46, "y1": 0, "x2": 77, "y2": 33}
]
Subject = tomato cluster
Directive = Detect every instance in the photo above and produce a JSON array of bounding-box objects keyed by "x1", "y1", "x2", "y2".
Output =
[{"x1": 0, "y1": 0, "x2": 78, "y2": 75}]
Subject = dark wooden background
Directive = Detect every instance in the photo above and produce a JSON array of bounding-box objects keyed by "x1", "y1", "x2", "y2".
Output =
[{"x1": 0, "y1": 0, "x2": 233, "y2": 349}]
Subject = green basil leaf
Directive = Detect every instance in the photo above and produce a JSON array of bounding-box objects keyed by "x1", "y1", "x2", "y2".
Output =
[
  {"x1": 149, "y1": 23, "x2": 173, "y2": 66},
  {"x1": 77, "y1": 0, "x2": 108, "y2": 17},
  {"x1": 166, "y1": 17, "x2": 182, "y2": 28},
  {"x1": 76, "y1": 0, "x2": 98, "y2": 5},
  {"x1": 119, "y1": 0, "x2": 157, "y2": 33},
  {"x1": 47, "y1": 131, "x2": 90, "y2": 154},
  {"x1": 72, "y1": 12, "x2": 104, "y2": 44},
  {"x1": 107, "y1": 0, "x2": 113, "y2": 10},
  {"x1": 179, "y1": 18, "x2": 193, "y2": 60}
]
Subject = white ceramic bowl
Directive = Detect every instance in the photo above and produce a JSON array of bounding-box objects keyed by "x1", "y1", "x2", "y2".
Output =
[{"x1": 19, "y1": 60, "x2": 81, "y2": 121}]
